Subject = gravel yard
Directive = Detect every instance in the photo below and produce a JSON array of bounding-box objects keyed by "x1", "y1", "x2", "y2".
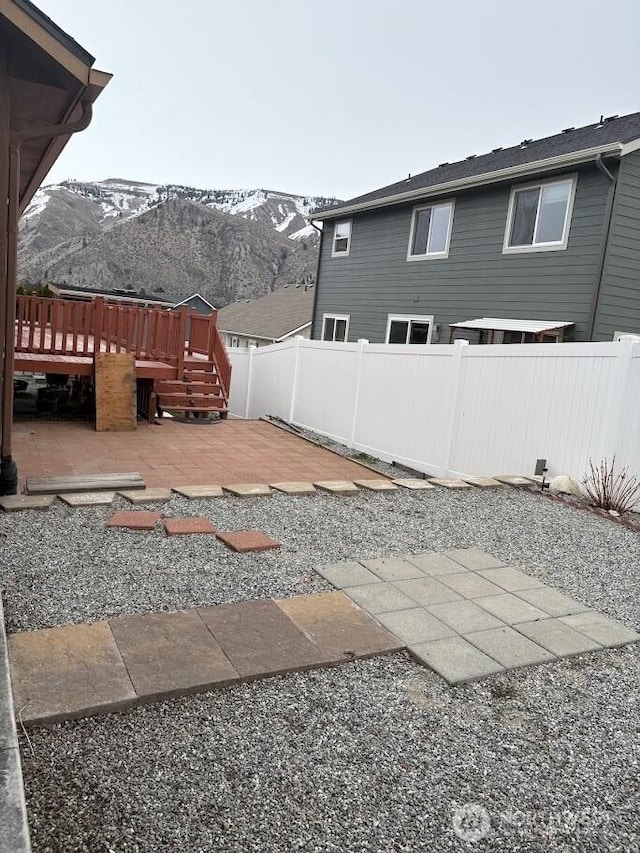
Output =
[{"x1": 3, "y1": 486, "x2": 640, "y2": 851}]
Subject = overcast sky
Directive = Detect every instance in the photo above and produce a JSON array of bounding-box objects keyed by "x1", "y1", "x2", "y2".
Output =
[{"x1": 39, "y1": 0, "x2": 640, "y2": 201}]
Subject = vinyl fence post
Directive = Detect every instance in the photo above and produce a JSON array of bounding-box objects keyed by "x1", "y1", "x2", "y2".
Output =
[
  {"x1": 443, "y1": 338, "x2": 469, "y2": 476},
  {"x1": 244, "y1": 345, "x2": 256, "y2": 420},
  {"x1": 288, "y1": 336, "x2": 305, "y2": 424},
  {"x1": 604, "y1": 335, "x2": 636, "y2": 461},
  {"x1": 349, "y1": 339, "x2": 369, "y2": 449}
]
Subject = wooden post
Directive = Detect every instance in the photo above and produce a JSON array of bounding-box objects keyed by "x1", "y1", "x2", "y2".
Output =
[
  {"x1": 94, "y1": 296, "x2": 105, "y2": 355},
  {"x1": 177, "y1": 306, "x2": 187, "y2": 377}
]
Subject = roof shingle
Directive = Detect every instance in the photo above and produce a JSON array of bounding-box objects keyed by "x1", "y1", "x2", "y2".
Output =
[{"x1": 217, "y1": 286, "x2": 314, "y2": 341}]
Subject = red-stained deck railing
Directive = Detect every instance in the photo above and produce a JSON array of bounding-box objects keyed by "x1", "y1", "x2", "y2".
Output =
[{"x1": 15, "y1": 295, "x2": 231, "y2": 400}]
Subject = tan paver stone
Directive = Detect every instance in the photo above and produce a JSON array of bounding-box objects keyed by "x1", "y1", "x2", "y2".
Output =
[
  {"x1": 360, "y1": 557, "x2": 425, "y2": 582},
  {"x1": 405, "y1": 552, "x2": 469, "y2": 576},
  {"x1": 463, "y1": 477, "x2": 505, "y2": 488},
  {"x1": 353, "y1": 479, "x2": 398, "y2": 491},
  {"x1": 439, "y1": 572, "x2": 505, "y2": 599},
  {"x1": 427, "y1": 600, "x2": 504, "y2": 634},
  {"x1": 514, "y1": 587, "x2": 590, "y2": 617},
  {"x1": 493, "y1": 475, "x2": 535, "y2": 486},
  {"x1": 270, "y1": 482, "x2": 317, "y2": 495},
  {"x1": 222, "y1": 483, "x2": 273, "y2": 497},
  {"x1": 0, "y1": 495, "x2": 54, "y2": 512},
  {"x1": 375, "y1": 608, "x2": 455, "y2": 645},
  {"x1": 394, "y1": 577, "x2": 463, "y2": 606},
  {"x1": 392, "y1": 478, "x2": 436, "y2": 490},
  {"x1": 477, "y1": 566, "x2": 544, "y2": 592},
  {"x1": 465, "y1": 626, "x2": 555, "y2": 668},
  {"x1": 475, "y1": 593, "x2": 549, "y2": 625},
  {"x1": 315, "y1": 562, "x2": 382, "y2": 588},
  {"x1": 314, "y1": 480, "x2": 360, "y2": 494},
  {"x1": 444, "y1": 549, "x2": 506, "y2": 570},
  {"x1": 106, "y1": 510, "x2": 162, "y2": 530},
  {"x1": 118, "y1": 488, "x2": 172, "y2": 504},
  {"x1": 216, "y1": 530, "x2": 280, "y2": 553},
  {"x1": 277, "y1": 591, "x2": 403, "y2": 660},
  {"x1": 164, "y1": 518, "x2": 216, "y2": 536},
  {"x1": 429, "y1": 478, "x2": 472, "y2": 489},
  {"x1": 199, "y1": 599, "x2": 327, "y2": 678},
  {"x1": 109, "y1": 610, "x2": 238, "y2": 700},
  {"x1": 343, "y1": 584, "x2": 417, "y2": 615},
  {"x1": 9, "y1": 622, "x2": 136, "y2": 724},
  {"x1": 514, "y1": 619, "x2": 602, "y2": 657},
  {"x1": 409, "y1": 636, "x2": 504, "y2": 684},
  {"x1": 59, "y1": 491, "x2": 115, "y2": 506},
  {"x1": 560, "y1": 612, "x2": 640, "y2": 648},
  {"x1": 172, "y1": 485, "x2": 224, "y2": 499}
]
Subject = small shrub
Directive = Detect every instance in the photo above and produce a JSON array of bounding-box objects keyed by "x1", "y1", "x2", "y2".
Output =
[{"x1": 582, "y1": 456, "x2": 640, "y2": 514}]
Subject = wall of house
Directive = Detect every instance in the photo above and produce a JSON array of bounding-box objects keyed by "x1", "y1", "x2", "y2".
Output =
[
  {"x1": 594, "y1": 150, "x2": 640, "y2": 341},
  {"x1": 312, "y1": 163, "x2": 614, "y2": 343},
  {"x1": 222, "y1": 327, "x2": 311, "y2": 349}
]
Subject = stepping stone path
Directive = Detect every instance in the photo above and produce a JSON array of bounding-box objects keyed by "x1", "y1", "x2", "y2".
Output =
[
  {"x1": 463, "y1": 477, "x2": 505, "y2": 488},
  {"x1": 119, "y1": 488, "x2": 172, "y2": 505},
  {"x1": 493, "y1": 475, "x2": 534, "y2": 486},
  {"x1": 59, "y1": 492, "x2": 116, "y2": 507},
  {"x1": 315, "y1": 549, "x2": 640, "y2": 684},
  {"x1": 392, "y1": 478, "x2": 436, "y2": 490},
  {"x1": 216, "y1": 530, "x2": 280, "y2": 553},
  {"x1": 0, "y1": 495, "x2": 55, "y2": 512},
  {"x1": 222, "y1": 483, "x2": 273, "y2": 497},
  {"x1": 163, "y1": 518, "x2": 216, "y2": 536},
  {"x1": 353, "y1": 479, "x2": 399, "y2": 491},
  {"x1": 429, "y1": 478, "x2": 472, "y2": 489},
  {"x1": 172, "y1": 485, "x2": 224, "y2": 499},
  {"x1": 106, "y1": 511, "x2": 162, "y2": 530},
  {"x1": 270, "y1": 482, "x2": 317, "y2": 495},
  {"x1": 314, "y1": 481, "x2": 360, "y2": 494}
]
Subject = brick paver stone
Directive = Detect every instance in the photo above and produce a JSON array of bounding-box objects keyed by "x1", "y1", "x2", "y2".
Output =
[
  {"x1": 343, "y1": 584, "x2": 417, "y2": 615},
  {"x1": 198, "y1": 600, "x2": 327, "y2": 678},
  {"x1": 475, "y1": 593, "x2": 549, "y2": 625},
  {"x1": 360, "y1": 557, "x2": 425, "y2": 582},
  {"x1": 164, "y1": 518, "x2": 216, "y2": 536},
  {"x1": 463, "y1": 477, "x2": 505, "y2": 488},
  {"x1": 9, "y1": 622, "x2": 136, "y2": 724},
  {"x1": 109, "y1": 610, "x2": 238, "y2": 700},
  {"x1": 392, "y1": 478, "x2": 436, "y2": 490},
  {"x1": 427, "y1": 600, "x2": 504, "y2": 634},
  {"x1": 477, "y1": 567, "x2": 543, "y2": 592},
  {"x1": 172, "y1": 485, "x2": 224, "y2": 499},
  {"x1": 222, "y1": 483, "x2": 273, "y2": 497},
  {"x1": 353, "y1": 480, "x2": 398, "y2": 491},
  {"x1": 106, "y1": 510, "x2": 162, "y2": 530},
  {"x1": 0, "y1": 495, "x2": 54, "y2": 512},
  {"x1": 314, "y1": 481, "x2": 360, "y2": 494},
  {"x1": 119, "y1": 488, "x2": 172, "y2": 504},
  {"x1": 514, "y1": 619, "x2": 602, "y2": 657},
  {"x1": 560, "y1": 612, "x2": 640, "y2": 648},
  {"x1": 514, "y1": 587, "x2": 590, "y2": 617},
  {"x1": 438, "y1": 572, "x2": 505, "y2": 599},
  {"x1": 270, "y1": 482, "x2": 317, "y2": 495},
  {"x1": 277, "y1": 592, "x2": 403, "y2": 660},
  {"x1": 315, "y1": 562, "x2": 382, "y2": 588},
  {"x1": 444, "y1": 549, "x2": 506, "y2": 571},
  {"x1": 429, "y1": 479, "x2": 472, "y2": 489},
  {"x1": 375, "y1": 608, "x2": 455, "y2": 645},
  {"x1": 393, "y1": 577, "x2": 463, "y2": 606},
  {"x1": 216, "y1": 530, "x2": 280, "y2": 553},
  {"x1": 466, "y1": 626, "x2": 555, "y2": 668},
  {"x1": 59, "y1": 492, "x2": 115, "y2": 506},
  {"x1": 404, "y1": 552, "x2": 469, "y2": 576},
  {"x1": 409, "y1": 636, "x2": 504, "y2": 684}
]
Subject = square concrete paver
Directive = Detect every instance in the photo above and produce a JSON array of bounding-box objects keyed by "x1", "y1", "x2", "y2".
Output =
[
  {"x1": 360, "y1": 557, "x2": 425, "y2": 582},
  {"x1": 59, "y1": 492, "x2": 115, "y2": 507},
  {"x1": 314, "y1": 481, "x2": 359, "y2": 495},
  {"x1": 429, "y1": 478, "x2": 472, "y2": 489},
  {"x1": 119, "y1": 488, "x2": 172, "y2": 504},
  {"x1": 438, "y1": 572, "x2": 505, "y2": 599},
  {"x1": 199, "y1": 600, "x2": 327, "y2": 678},
  {"x1": 444, "y1": 549, "x2": 506, "y2": 570},
  {"x1": 277, "y1": 592, "x2": 403, "y2": 660},
  {"x1": 343, "y1": 584, "x2": 417, "y2": 615},
  {"x1": 493, "y1": 475, "x2": 534, "y2": 486},
  {"x1": 270, "y1": 482, "x2": 317, "y2": 495},
  {"x1": 463, "y1": 477, "x2": 505, "y2": 488},
  {"x1": 476, "y1": 593, "x2": 549, "y2": 625},
  {"x1": 560, "y1": 612, "x2": 640, "y2": 648},
  {"x1": 466, "y1": 626, "x2": 555, "y2": 669},
  {"x1": 172, "y1": 485, "x2": 224, "y2": 499},
  {"x1": 109, "y1": 610, "x2": 238, "y2": 700},
  {"x1": 515, "y1": 587, "x2": 590, "y2": 617},
  {"x1": 409, "y1": 636, "x2": 504, "y2": 684},
  {"x1": 394, "y1": 577, "x2": 462, "y2": 606},
  {"x1": 216, "y1": 530, "x2": 280, "y2": 553},
  {"x1": 9, "y1": 622, "x2": 136, "y2": 724},
  {"x1": 375, "y1": 608, "x2": 455, "y2": 645},
  {"x1": 222, "y1": 483, "x2": 273, "y2": 497},
  {"x1": 392, "y1": 478, "x2": 436, "y2": 490},
  {"x1": 315, "y1": 562, "x2": 382, "y2": 589},
  {"x1": 164, "y1": 518, "x2": 216, "y2": 536},
  {"x1": 514, "y1": 619, "x2": 602, "y2": 657},
  {"x1": 0, "y1": 495, "x2": 55, "y2": 512},
  {"x1": 404, "y1": 552, "x2": 469, "y2": 576},
  {"x1": 427, "y1": 600, "x2": 505, "y2": 634},
  {"x1": 353, "y1": 479, "x2": 398, "y2": 491},
  {"x1": 477, "y1": 566, "x2": 543, "y2": 592},
  {"x1": 106, "y1": 510, "x2": 162, "y2": 530}
]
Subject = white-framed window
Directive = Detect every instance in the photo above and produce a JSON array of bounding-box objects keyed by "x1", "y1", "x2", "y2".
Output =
[
  {"x1": 385, "y1": 314, "x2": 434, "y2": 345},
  {"x1": 331, "y1": 220, "x2": 352, "y2": 257},
  {"x1": 503, "y1": 175, "x2": 577, "y2": 253},
  {"x1": 322, "y1": 313, "x2": 349, "y2": 342},
  {"x1": 407, "y1": 201, "x2": 454, "y2": 260}
]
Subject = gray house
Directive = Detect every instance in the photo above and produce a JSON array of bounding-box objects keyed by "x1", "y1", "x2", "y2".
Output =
[{"x1": 310, "y1": 113, "x2": 640, "y2": 344}]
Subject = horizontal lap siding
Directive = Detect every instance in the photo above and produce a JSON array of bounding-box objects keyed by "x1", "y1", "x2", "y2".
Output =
[
  {"x1": 313, "y1": 165, "x2": 609, "y2": 342},
  {"x1": 595, "y1": 150, "x2": 640, "y2": 340}
]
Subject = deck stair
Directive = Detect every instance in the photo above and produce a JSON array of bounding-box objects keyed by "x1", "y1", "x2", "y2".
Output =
[{"x1": 155, "y1": 358, "x2": 228, "y2": 419}]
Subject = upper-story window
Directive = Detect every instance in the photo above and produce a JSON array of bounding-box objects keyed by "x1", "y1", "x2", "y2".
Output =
[
  {"x1": 332, "y1": 220, "x2": 352, "y2": 256},
  {"x1": 407, "y1": 201, "x2": 454, "y2": 261},
  {"x1": 503, "y1": 175, "x2": 577, "y2": 253},
  {"x1": 322, "y1": 313, "x2": 349, "y2": 342}
]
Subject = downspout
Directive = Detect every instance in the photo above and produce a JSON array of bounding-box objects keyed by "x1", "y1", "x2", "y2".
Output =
[
  {"x1": 1, "y1": 101, "x2": 92, "y2": 494},
  {"x1": 309, "y1": 220, "x2": 323, "y2": 340},
  {"x1": 585, "y1": 153, "x2": 617, "y2": 341}
]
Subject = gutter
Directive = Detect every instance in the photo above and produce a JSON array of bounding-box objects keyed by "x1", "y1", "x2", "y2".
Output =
[
  {"x1": 309, "y1": 220, "x2": 323, "y2": 339},
  {"x1": 585, "y1": 154, "x2": 618, "y2": 341}
]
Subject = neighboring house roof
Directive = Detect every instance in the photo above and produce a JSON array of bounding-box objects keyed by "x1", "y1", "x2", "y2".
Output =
[
  {"x1": 172, "y1": 293, "x2": 215, "y2": 311},
  {"x1": 313, "y1": 112, "x2": 640, "y2": 220},
  {"x1": 217, "y1": 285, "x2": 314, "y2": 342},
  {"x1": 450, "y1": 318, "x2": 574, "y2": 334},
  {"x1": 47, "y1": 283, "x2": 173, "y2": 307}
]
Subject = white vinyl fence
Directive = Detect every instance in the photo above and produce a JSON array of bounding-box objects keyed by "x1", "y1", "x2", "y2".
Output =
[{"x1": 227, "y1": 336, "x2": 640, "y2": 481}]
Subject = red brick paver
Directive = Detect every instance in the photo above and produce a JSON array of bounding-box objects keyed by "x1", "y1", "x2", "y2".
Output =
[
  {"x1": 164, "y1": 518, "x2": 216, "y2": 536},
  {"x1": 106, "y1": 510, "x2": 162, "y2": 530},
  {"x1": 215, "y1": 530, "x2": 280, "y2": 553}
]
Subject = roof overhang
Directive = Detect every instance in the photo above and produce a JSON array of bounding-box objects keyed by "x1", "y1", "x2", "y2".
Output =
[
  {"x1": 312, "y1": 143, "x2": 624, "y2": 221},
  {"x1": 450, "y1": 318, "x2": 574, "y2": 334}
]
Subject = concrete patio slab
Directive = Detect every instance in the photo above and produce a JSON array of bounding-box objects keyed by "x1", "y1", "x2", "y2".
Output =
[
  {"x1": 277, "y1": 592, "x2": 403, "y2": 660},
  {"x1": 315, "y1": 562, "x2": 382, "y2": 588},
  {"x1": 465, "y1": 626, "x2": 555, "y2": 668},
  {"x1": 409, "y1": 636, "x2": 504, "y2": 684},
  {"x1": 8, "y1": 622, "x2": 136, "y2": 724},
  {"x1": 429, "y1": 478, "x2": 472, "y2": 489},
  {"x1": 215, "y1": 530, "x2": 280, "y2": 553},
  {"x1": 493, "y1": 475, "x2": 534, "y2": 486},
  {"x1": 0, "y1": 495, "x2": 54, "y2": 512},
  {"x1": 514, "y1": 587, "x2": 591, "y2": 617},
  {"x1": 163, "y1": 518, "x2": 216, "y2": 536},
  {"x1": 560, "y1": 612, "x2": 640, "y2": 648},
  {"x1": 427, "y1": 600, "x2": 505, "y2": 634},
  {"x1": 404, "y1": 552, "x2": 469, "y2": 576},
  {"x1": 375, "y1": 608, "x2": 455, "y2": 645},
  {"x1": 514, "y1": 618, "x2": 602, "y2": 657},
  {"x1": 393, "y1": 577, "x2": 463, "y2": 606},
  {"x1": 343, "y1": 584, "x2": 417, "y2": 615},
  {"x1": 438, "y1": 572, "x2": 505, "y2": 599},
  {"x1": 360, "y1": 557, "x2": 425, "y2": 582},
  {"x1": 353, "y1": 479, "x2": 399, "y2": 491},
  {"x1": 119, "y1": 488, "x2": 172, "y2": 504},
  {"x1": 444, "y1": 549, "x2": 506, "y2": 570},
  {"x1": 463, "y1": 477, "x2": 505, "y2": 488},
  {"x1": 106, "y1": 510, "x2": 163, "y2": 530},
  {"x1": 314, "y1": 481, "x2": 360, "y2": 495},
  {"x1": 475, "y1": 593, "x2": 549, "y2": 625},
  {"x1": 109, "y1": 610, "x2": 238, "y2": 700},
  {"x1": 270, "y1": 482, "x2": 317, "y2": 495},
  {"x1": 392, "y1": 478, "x2": 436, "y2": 490},
  {"x1": 59, "y1": 491, "x2": 116, "y2": 506},
  {"x1": 222, "y1": 483, "x2": 273, "y2": 497},
  {"x1": 477, "y1": 566, "x2": 544, "y2": 592},
  {"x1": 172, "y1": 485, "x2": 224, "y2": 499}
]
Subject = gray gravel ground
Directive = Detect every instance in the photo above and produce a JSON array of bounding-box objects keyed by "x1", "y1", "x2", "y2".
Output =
[{"x1": 3, "y1": 486, "x2": 640, "y2": 851}]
